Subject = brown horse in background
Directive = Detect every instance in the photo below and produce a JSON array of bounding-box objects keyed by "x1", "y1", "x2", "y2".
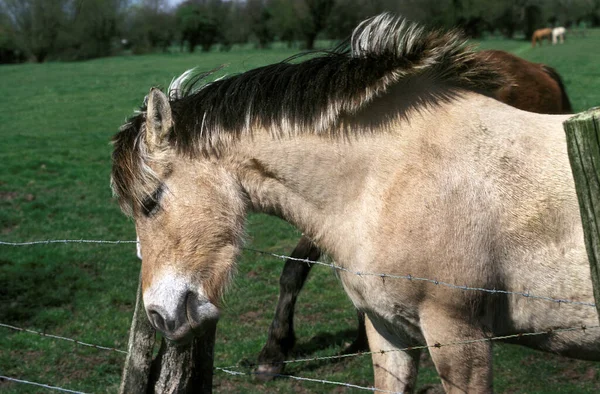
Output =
[
  {"x1": 478, "y1": 50, "x2": 572, "y2": 114},
  {"x1": 256, "y1": 48, "x2": 573, "y2": 378},
  {"x1": 532, "y1": 27, "x2": 553, "y2": 47}
]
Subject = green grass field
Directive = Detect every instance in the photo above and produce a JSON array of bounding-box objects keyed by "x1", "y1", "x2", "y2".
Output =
[{"x1": 1, "y1": 31, "x2": 600, "y2": 393}]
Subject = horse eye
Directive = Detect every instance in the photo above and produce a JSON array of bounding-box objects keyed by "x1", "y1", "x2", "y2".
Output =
[{"x1": 141, "y1": 186, "x2": 163, "y2": 217}]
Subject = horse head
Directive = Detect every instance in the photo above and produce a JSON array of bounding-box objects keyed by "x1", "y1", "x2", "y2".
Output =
[{"x1": 112, "y1": 88, "x2": 246, "y2": 342}]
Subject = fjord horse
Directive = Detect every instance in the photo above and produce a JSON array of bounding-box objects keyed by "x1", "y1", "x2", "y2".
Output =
[
  {"x1": 532, "y1": 27, "x2": 553, "y2": 47},
  {"x1": 256, "y1": 47, "x2": 574, "y2": 379},
  {"x1": 112, "y1": 15, "x2": 599, "y2": 393}
]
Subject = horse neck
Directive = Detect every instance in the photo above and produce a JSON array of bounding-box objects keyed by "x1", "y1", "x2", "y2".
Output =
[
  {"x1": 224, "y1": 79, "x2": 465, "y2": 241},
  {"x1": 228, "y1": 133, "x2": 376, "y2": 258},
  {"x1": 223, "y1": 106, "x2": 442, "y2": 262}
]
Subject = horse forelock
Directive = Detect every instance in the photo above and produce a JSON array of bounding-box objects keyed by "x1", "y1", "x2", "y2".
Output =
[{"x1": 111, "y1": 112, "x2": 165, "y2": 216}]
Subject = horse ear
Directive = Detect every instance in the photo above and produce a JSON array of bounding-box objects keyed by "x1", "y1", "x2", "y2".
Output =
[{"x1": 145, "y1": 88, "x2": 173, "y2": 149}]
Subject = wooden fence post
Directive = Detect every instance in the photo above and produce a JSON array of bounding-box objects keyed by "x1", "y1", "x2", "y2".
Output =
[
  {"x1": 564, "y1": 107, "x2": 600, "y2": 323},
  {"x1": 119, "y1": 273, "x2": 216, "y2": 393},
  {"x1": 119, "y1": 275, "x2": 155, "y2": 394}
]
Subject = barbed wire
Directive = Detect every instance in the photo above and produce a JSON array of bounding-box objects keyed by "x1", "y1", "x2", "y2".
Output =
[
  {"x1": 218, "y1": 321, "x2": 596, "y2": 392},
  {"x1": 245, "y1": 248, "x2": 598, "y2": 308},
  {"x1": 215, "y1": 367, "x2": 402, "y2": 393},
  {"x1": 6, "y1": 316, "x2": 597, "y2": 374},
  {"x1": 1, "y1": 238, "x2": 596, "y2": 308},
  {"x1": 0, "y1": 323, "x2": 128, "y2": 355},
  {"x1": 0, "y1": 375, "x2": 88, "y2": 394},
  {"x1": 217, "y1": 324, "x2": 599, "y2": 372},
  {"x1": 6, "y1": 316, "x2": 598, "y2": 378},
  {"x1": 2, "y1": 318, "x2": 598, "y2": 393},
  {"x1": 0, "y1": 239, "x2": 137, "y2": 246},
  {"x1": 2, "y1": 238, "x2": 599, "y2": 393}
]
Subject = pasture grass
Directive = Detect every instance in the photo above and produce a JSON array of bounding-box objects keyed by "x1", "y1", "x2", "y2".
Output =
[{"x1": 1, "y1": 31, "x2": 600, "y2": 393}]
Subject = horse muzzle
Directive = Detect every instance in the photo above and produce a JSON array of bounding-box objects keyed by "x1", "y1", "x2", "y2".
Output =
[{"x1": 143, "y1": 274, "x2": 219, "y2": 343}]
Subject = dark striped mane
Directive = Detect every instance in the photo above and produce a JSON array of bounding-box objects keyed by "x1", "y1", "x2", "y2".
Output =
[
  {"x1": 167, "y1": 14, "x2": 505, "y2": 153},
  {"x1": 111, "y1": 13, "x2": 506, "y2": 214}
]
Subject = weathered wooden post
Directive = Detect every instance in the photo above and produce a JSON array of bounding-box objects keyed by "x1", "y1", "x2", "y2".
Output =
[
  {"x1": 119, "y1": 274, "x2": 216, "y2": 393},
  {"x1": 564, "y1": 107, "x2": 600, "y2": 323},
  {"x1": 119, "y1": 276, "x2": 155, "y2": 393}
]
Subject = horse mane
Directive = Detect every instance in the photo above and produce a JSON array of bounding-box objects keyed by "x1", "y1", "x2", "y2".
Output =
[
  {"x1": 112, "y1": 13, "x2": 506, "y2": 214},
  {"x1": 166, "y1": 14, "x2": 505, "y2": 153}
]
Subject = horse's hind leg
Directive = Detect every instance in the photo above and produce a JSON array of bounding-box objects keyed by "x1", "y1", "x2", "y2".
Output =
[
  {"x1": 420, "y1": 305, "x2": 493, "y2": 393},
  {"x1": 256, "y1": 235, "x2": 320, "y2": 379}
]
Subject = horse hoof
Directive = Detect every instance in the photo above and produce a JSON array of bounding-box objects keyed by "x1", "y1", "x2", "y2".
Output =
[{"x1": 254, "y1": 363, "x2": 285, "y2": 382}]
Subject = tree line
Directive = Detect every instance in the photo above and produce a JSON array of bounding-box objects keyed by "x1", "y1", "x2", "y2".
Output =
[{"x1": 1, "y1": 0, "x2": 599, "y2": 64}]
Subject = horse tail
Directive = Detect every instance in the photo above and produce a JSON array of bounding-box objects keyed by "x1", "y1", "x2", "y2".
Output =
[{"x1": 542, "y1": 65, "x2": 573, "y2": 113}]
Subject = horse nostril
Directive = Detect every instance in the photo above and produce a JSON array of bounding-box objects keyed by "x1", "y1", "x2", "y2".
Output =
[
  {"x1": 146, "y1": 302, "x2": 195, "y2": 342},
  {"x1": 147, "y1": 307, "x2": 172, "y2": 333},
  {"x1": 144, "y1": 288, "x2": 217, "y2": 341}
]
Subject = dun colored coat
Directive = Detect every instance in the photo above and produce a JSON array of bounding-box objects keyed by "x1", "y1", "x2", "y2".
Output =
[
  {"x1": 112, "y1": 15, "x2": 599, "y2": 393},
  {"x1": 256, "y1": 49, "x2": 573, "y2": 379}
]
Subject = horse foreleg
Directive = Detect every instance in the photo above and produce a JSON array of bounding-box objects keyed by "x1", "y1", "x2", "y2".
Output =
[
  {"x1": 256, "y1": 235, "x2": 320, "y2": 380},
  {"x1": 420, "y1": 305, "x2": 493, "y2": 393},
  {"x1": 366, "y1": 315, "x2": 421, "y2": 393}
]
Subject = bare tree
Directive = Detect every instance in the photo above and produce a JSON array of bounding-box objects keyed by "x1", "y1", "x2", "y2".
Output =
[
  {"x1": 1, "y1": 0, "x2": 67, "y2": 62},
  {"x1": 297, "y1": 0, "x2": 335, "y2": 49},
  {"x1": 176, "y1": 0, "x2": 225, "y2": 52},
  {"x1": 125, "y1": 0, "x2": 175, "y2": 53},
  {"x1": 246, "y1": 0, "x2": 274, "y2": 48}
]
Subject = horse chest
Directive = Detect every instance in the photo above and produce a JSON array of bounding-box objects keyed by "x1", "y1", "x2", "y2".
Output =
[{"x1": 339, "y1": 269, "x2": 422, "y2": 329}]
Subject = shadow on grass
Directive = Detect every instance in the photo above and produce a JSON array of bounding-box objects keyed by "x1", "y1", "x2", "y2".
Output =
[
  {"x1": 293, "y1": 328, "x2": 359, "y2": 357},
  {"x1": 237, "y1": 328, "x2": 360, "y2": 377},
  {"x1": 262, "y1": 328, "x2": 366, "y2": 375},
  {"x1": 0, "y1": 258, "x2": 90, "y2": 325}
]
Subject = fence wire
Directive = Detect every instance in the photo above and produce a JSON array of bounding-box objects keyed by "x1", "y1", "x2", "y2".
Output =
[
  {"x1": 217, "y1": 321, "x2": 598, "y2": 392},
  {"x1": 0, "y1": 239, "x2": 137, "y2": 246},
  {"x1": 5, "y1": 313, "x2": 597, "y2": 394},
  {"x1": 215, "y1": 367, "x2": 402, "y2": 393},
  {"x1": 217, "y1": 324, "x2": 600, "y2": 372},
  {"x1": 0, "y1": 375, "x2": 88, "y2": 394},
  {"x1": 2, "y1": 237, "x2": 599, "y2": 393},
  {"x1": 1, "y1": 238, "x2": 596, "y2": 309},
  {"x1": 245, "y1": 248, "x2": 597, "y2": 308},
  {"x1": 5, "y1": 316, "x2": 598, "y2": 371},
  {"x1": 5, "y1": 316, "x2": 596, "y2": 372},
  {"x1": 0, "y1": 323, "x2": 128, "y2": 355}
]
